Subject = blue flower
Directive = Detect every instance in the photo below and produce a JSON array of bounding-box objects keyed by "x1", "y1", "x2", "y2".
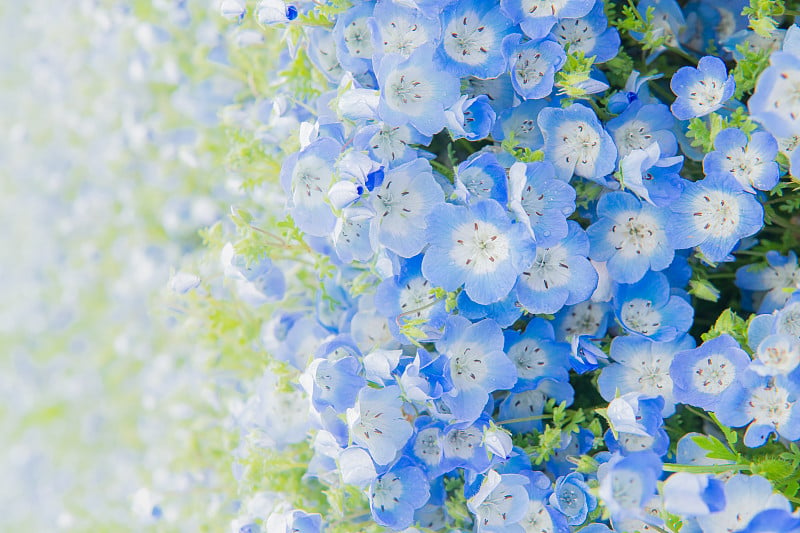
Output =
[
  {"x1": 445, "y1": 94, "x2": 496, "y2": 141},
  {"x1": 736, "y1": 251, "x2": 800, "y2": 314},
  {"x1": 436, "y1": 315, "x2": 517, "y2": 423},
  {"x1": 738, "y1": 509, "x2": 800, "y2": 533},
  {"x1": 670, "y1": 55, "x2": 735, "y2": 120},
  {"x1": 553, "y1": 300, "x2": 612, "y2": 341},
  {"x1": 501, "y1": 0, "x2": 594, "y2": 40},
  {"x1": 353, "y1": 122, "x2": 431, "y2": 167},
  {"x1": 368, "y1": 0, "x2": 441, "y2": 61},
  {"x1": 598, "y1": 335, "x2": 695, "y2": 417},
  {"x1": 505, "y1": 317, "x2": 572, "y2": 391},
  {"x1": 748, "y1": 50, "x2": 800, "y2": 138},
  {"x1": 371, "y1": 157, "x2": 445, "y2": 257},
  {"x1": 376, "y1": 44, "x2": 461, "y2": 136},
  {"x1": 442, "y1": 419, "x2": 493, "y2": 473},
  {"x1": 436, "y1": 0, "x2": 514, "y2": 79},
  {"x1": 369, "y1": 464, "x2": 431, "y2": 529},
  {"x1": 630, "y1": 0, "x2": 687, "y2": 62},
  {"x1": 516, "y1": 221, "x2": 597, "y2": 314},
  {"x1": 550, "y1": 1, "x2": 620, "y2": 64},
  {"x1": 588, "y1": 191, "x2": 673, "y2": 284},
  {"x1": 423, "y1": 199, "x2": 536, "y2": 305},
  {"x1": 669, "y1": 333, "x2": 751, "y2": 412},
  {"x1": 347, "y1": 384, "x2": 414, "y2": 465},
  {"x1": 265, "y1": 509, "x2": 324, "y2": 533},
  {"x1": 538, "y1": 103, "x2": 617, "y2": 182},
  {"x1": 507, "y1": 161, "x2": 576, "y2": 248},
  {"x1": 618, "y1": 142, "x2": 686, "y2": 207},
  {"x1": 280, "y1": 136, "x2": 341, "y2": 237},
  {"x1": 717, "y1": 373, "x2": 800, "y2": 447},
  {"x1": 453, "y1": 151, "x2": 508, "y2": 205},
  {"x1": 492, "y1": 98, "x2": 549, "y2": 149},
  {"x1": 499, "y1": 379, "x2": 574, "y2": 434},
  {"x1": 703, "y1": 128, "x2": 780, "y2": 193},
  {"x1": 597, "y1": 451, "x2": 663, "y2": 524},
  {"x1": 613, "y1": 271, "x2": 694, "y2": 341},
  {"x1": 305, "y1": 337, "x2": 366, "y2": 414},
  {"x1": 502, "y1": 34, "x2": 566, "y2": 100},
  {"x1": 667, "y1": 172, "x2": 764, "y2": 262},
  {"x1": 606, "y1": 101, "x2": 677, "y2": 160},
  {"x1": 333, "y1": 3, "x2": 376, "y2": 74},
  {"x1": 749, "y1": 333, "x2": 800, "y2": 376},
  {"x1": 549, "y1": 472, "x2": 597, "y2": 526},
  {"x1": 467, "y1": 470, "x2": 530, "y2": 532},
  {"x1": 464, "y1": 74, "x2": 517, "y2": 112},
  {"x1": 695, "y1": 474, "x2": 791, "y2": 533},
  {"x1": 456, "y1": 290, "x2": 523, "y2": 328}
]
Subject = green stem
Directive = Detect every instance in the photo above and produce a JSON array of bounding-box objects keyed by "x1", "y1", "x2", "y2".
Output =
[
  {"x1": 662, "y1": 463, "x2": 750, "y2": 473},
  {"x1": 684, "y1": 405, "x2": 715, "y2": 424}
]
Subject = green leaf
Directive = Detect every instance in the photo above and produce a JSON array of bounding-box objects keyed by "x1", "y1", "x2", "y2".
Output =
[{"x1": 689, "y1": 278, "x2": 721, "y2": 302}]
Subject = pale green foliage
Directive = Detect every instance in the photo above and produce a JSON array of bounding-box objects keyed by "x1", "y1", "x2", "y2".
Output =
[{"x1": 742, "y1": 0, "x2": 785, "y2": 37}]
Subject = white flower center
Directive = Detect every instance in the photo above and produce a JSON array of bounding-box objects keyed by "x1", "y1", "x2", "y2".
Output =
[
  {"x1": 691, "y1": 190, "x2": 740, "y2": 238},
  {"x1": 514, "y1": 49, "x2": 548, "y2": 89},
  {"x1": 520, "y1": 245, "x2": 571, "y2": 291},
  {"x1": 343, "y1": 18, "x2": 373, "y2": 58},
  {"x1": 688, "y1": 77, "x2": 725, "y2": 111},
  {"x1": 558, "y1": 484, "x2": 586, "y2": 515},
  {"x1": 413, "y1": 427, "x2": 442, "y2": 466},
  {"x1": 509, "y1": 340, "x2": 549, "y2": 379},
  {"x1": 610, "y1": 469, "x2": 644, "y2": 508},
  {"x1": 768, "y1": 69, "x2": 800, "y2": 126},
  {"x1": 370, "y1": 124, "x2": 409, "y2": 162},
  {"x1": 561, "y1": 301, "x2": 605, "y2": 336},
  {"x1": 450, "y1": 345, "x2": 489, "y2": 388},
  {"x1": 381, "y1": 17, "x2": 429, "y2": 56},
  {"x1": 292, "y1": 155, "x2": 331, "y2": 205},
  {"x1": 691, "y1": 353, "x2": 734, "y2": 394},
  {"x1": 450, "y1": 220, "x2": 511, "y2": 274},
  {"x1": 614, "y1": 119, "x2": 654, "y2": 158},
  {"x1": 746, "y1": 385, "x2": 792, "y2": 428},
  {"x1": 620, "y1": 299, "x2": 662, "y2": 336},
  {"x1": 554, "y1": 19, "x2": 597, "y2": 56},
  {"x1": 459, "y1": 167, "x2": 496, "y2": 200},
  {"x1": 384, "y1": 67, "x2": 430, "y2": 116},
  {"x1": 508, "y1": 389, "x2": 546, "y2": 414},
  {"x1": 608, "y1": 212, "x2": 662, "y2": 258},
  {"x1": 758, "y1": 336, "x2": 800, "y2": 373},
  {"x1": 618, "y1": 432, "x2": 655, "y2": 451},
  {"x1": 371, "y1": 474, "x2": 403, "y2": 512},
  {"x1": 398, "y1": 277, "x2": 435, "y2": 319},
  {"x1": 476, "y1": 485, "x2": 519, "y2": 527},
  {"x1": 554, "y1": 120, "x2": 601, "y2": 176},
  {"x1": 443, "y1": 13, "x2": 494, "y2": 66},
  {"x1": 445, "y1": 427, "x2": 481, "y2": 458},
  {"x1": 520, "y1": 500, "x2": 555, "y2": 533},
  {"x1": 633, "y1": 352, "x2": 670, "y2": 395},
  {"x1": 778, "y1": 303, "x2": 800, "y2": 336}
]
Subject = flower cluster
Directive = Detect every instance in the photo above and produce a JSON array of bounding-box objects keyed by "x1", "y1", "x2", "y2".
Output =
[{"x1": 170, "y1": 0, "x2": 800, "y2": 532}]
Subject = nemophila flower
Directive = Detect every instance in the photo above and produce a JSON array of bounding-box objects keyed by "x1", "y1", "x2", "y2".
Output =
[
  {"x1": 499, "y1": 379, "x2": 575, "y2": 434},
  {"x1": 669, "y1": 333, "x2": 751, "y2": 412},
  {"x1": 375, "y1": 254, "x2": 447, "y2": 343},
  {"x1": 597, "y1": 451, "x2": 663, "y2": 524},
  {"x1": 371, "y1": 157, "x2": 444, "y2": 257},
  {"x1": 607, "y1": 70, "x2": 662, "y2": 114},
  {"x1": 606, "y1": 101, "x2": 677, "y2": 160},
  {"x1": 748, "y1": 50, "x2": 800, "y2": 138},
  {"x1": 280, "y1": 136, "x2": 340, "y2": 237},
  {"x1": 453, "y1": 151, "x2": 508, "y2": 205},
  {"x1": 539, "y1": 103, "x2": 617, "y2": 182},
  {"x1": 695, "y1": 474, "x2": 791, "y2": 533},
  {"x1": 587, "y1": 191, "x2": 673, "y2": 284},
  {"x1": 553, "y1": 300, "x2": 612, "y2": 341},
  {"x1": 333, "y1": 3, "x2": 375, "y2": 74},
  {"x1": 516, "y1": 498, "x2": 571, "y2": 533},
  {"x1": 545, "y1": 428, "x2": 595, "y2": 477},
  {"x1": 613, "y1": 271, "x2": 694, "y2": 341},
  {"x1": 376, "y1": 44, "x2": 461, "y2": 136},
  {"x1": 333, "y1": 207, "x2": 377, "y2": 263},
  {"x1": 505, "y1": 317, "x2": 572, "y2": 390},
  {"x1": 436, "y1": 315, "x2": 517, "y2": 423},
  {"x1": 255, "y1": 0, "x2": 298, "y2": 24},
  {"x1": 663, "y1": 473, "x2": 726, "y2": 517},
  {"x1": 442, "y1": 419, "x2": 494, "y2": 473},
  {"x1": 501, "y1": 0, "x2": 594, "y2": 40},
  {"x1": 507, "y1": 161, "x2": 576, "y2": 248},
  {"x1": 219, "y1": 0, "x2": 246, "y2": 21},
  {"x1": 423, "y1": 199, "x2": 536, "y2": 305},
  {"x1": 368, "y1": 0, "x2": 441, "y2": 61},
  {"x1": 268, "y1": 315, "x2": 329, "y2": 371},
  {"x1": 221, "y1": 244, "x2": 286, "y2": 305},
  {"x1": 492, "y1": 98, "x2": 549, "y2": 150},
  {"x1": 670, "y1": 56, "x2": 735, "y2": 120},
  {"x1": 599, "y1": 335, "x2": 695, "y2": 417},
  {"x1": 436, "y1": 0, "x2": 514, "y2": 79},
  {"x1": 515, "y1": 221, "x2": 597, "y2": 314},
  {"x1": 717, "y1": 373, "x2": 800, "y2": 447},
  {"x1": 347, "y1": 384, "x2": 414, "y2": 465},
  {"x1": 667, "y1": 172, "x2": 764, "y2": 262},
  {"x1": 369, "y1": 464, "x2": 430, "y2": 530},
  {"x1": 502, "y1": 34, "x2": 565, "y2": 100},
  {"x1": 445, "y1": 94, "x2": 496, "y2": 141},
  {"x1": 404, "y1": 417, "x2": 450, "y2": 478},
  {"x1": 618, "y1": 143, "x2": 685, "y2": 207},
  {"x1": 549, "y1": 1, "x2": 620, "y2": 64},
  {"x1": 467, "y1": 470, "x2": 529, "y2": 532},
  {"x1": 739, "y1": 509, "x2": 800, "y2": 533},
  {"x1": 303, "y1": 336, "x2": 366, "y2": 414},
  {"x1": 704, "y1": 128, "x2": 779, "y2": 193},
  {"x1": 353, "y1": 122, "x2": 431, "y2": 168},
  {"x1": 548, "y1": 473, "x2": 596, "y2": 526},
  {"x1": 736, "y1": 251, "x2": 800, "y2": 314}
]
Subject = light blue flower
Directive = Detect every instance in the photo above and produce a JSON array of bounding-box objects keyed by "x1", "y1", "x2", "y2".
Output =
[
  {"x1": 663, "y1": 473, "x2": 726, "y2": 517},
  {"x1": 369, "y1": 464, "x2": 430, "y2": 530},
  {"x1": 695, "y1": 474, "x2": 791, "y2": 533},
  {"x1": 736, "y1": 251, "x2": 800, "y2": 313},
  {"x1": 703, "y1": 128, "x2": 780, "y2": 193},
  {"x1": 423, "y1": 199, "x2": 536, "y2": 305},
  {"x1": 606, "y1": 101, "x2": 677, "y2": 160},
  {"x1": 501, "y1": 0, "x2": 594, "y2": 40},
  {"x1": 748, "y1": 50, "x2": 800, "y2": 138},
  {"x1": 597, "y1": 451, "x2": 663, "y2": 524},
  {"x1": 539, "y1": 103, "x2": 617, "y2": 182},
  {"x1": 670, "y1": 56, "x2": 735, "y2": 120},
  {"x1": 368, "y1": 0, "x2": 441, "y2": 61},
  {"x1": 502, "y1": 34, "x2": 565, "y2": 100},
  {"x1": 550, "y1": 1, "x2": 620, "y2": 63},
  {"x1": 468, "y1": 470, "x2": 530, "y2": 532},
  {"x1": 549, "y1": 472, "x2": 596, "y2": 526},
  {"x1": 347, "y1": 384, "x2": 414, "y2": 465},
  {"x1": 613, "y1": 271, "x2": 693, "y2": 341}
]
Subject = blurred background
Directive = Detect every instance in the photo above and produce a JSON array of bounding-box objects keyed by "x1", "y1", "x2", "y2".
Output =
[{"x1": 0, "y1": 1, "x2": 245, "y2": 529}]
